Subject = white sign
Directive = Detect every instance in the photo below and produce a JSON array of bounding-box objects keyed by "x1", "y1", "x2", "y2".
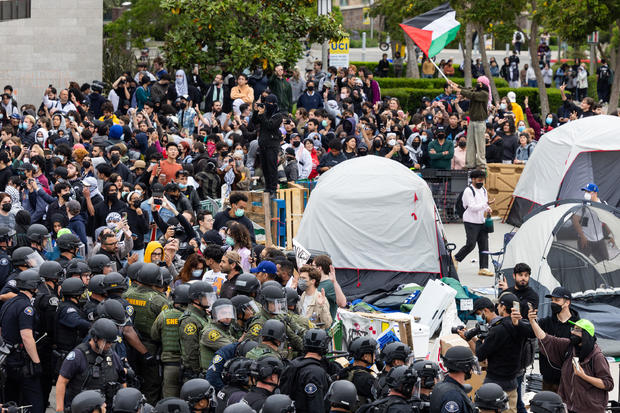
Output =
[
  {"x1": 329, "y1": 38, "x2": 350, "y2": 69},
  {"x1": 292, "y1": 238, "x2": 311, "y2": 269}
]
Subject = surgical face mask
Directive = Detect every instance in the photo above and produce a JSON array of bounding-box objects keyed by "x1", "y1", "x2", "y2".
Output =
[
  {"x1": 550, "y1": 302, "x2": 563, "y2": 314},
  {"x1": 546, "y1": 117, "x2": 553, "y2": 125},
  {"x1": 321, "y1": 120, "x2": 328, "y2": 127},
  {"x1": 340, "y1": 93, "x2": 348, "y2": 99},
  {"x1": 178, "y1": 183, "x2": 187, "y2": 189},
  {"x1": 298, "y1": 278, "x2": 308, "y2": 292},
  {"x1": 421, "y1": 134, "x2": 428, "y2": 143},
  {"x1": 225, "y1": 235, "x2": 235, "y2": 246},
  {"x1": 388, "y1": 139, "x2": 396, "y2": 146},
  {"x1": 234, "y1": 150, "x2": 244, "y2": 158},
  {"x1": 37, "y1": 135, "x2": 45, "y2": 143},
  {"x1": 500, "y1": 103, "x2": 507, "y2": 111},
  {"x1": 226, "y1": 139, "x2": 233, "y2": 147},
  {"x1": 121, "y1": 191, "x2": 128, "y2": 199},
  {"x1": 234, "y1": 208, "x2": 244, "y2": 217},
  {"x1": 475, "y1": 314, "x2": 485, "y2": 323},
  {"x1": 584, "y1": 192, "x2": 592, "y2": 201},
  {"x1": 518, "y1": 126, "x2": 525, "y2": 133},
  {"x1": 192, "y1": 269, "x2": 203, "y2": 278}
]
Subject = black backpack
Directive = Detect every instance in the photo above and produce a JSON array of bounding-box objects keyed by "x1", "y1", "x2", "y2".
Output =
[
  {"x1": 515, "y1": 32, "x2": 522, "y2": 42},
  {"x1": 455, "y1": 185, "x2": 487, "y2": 218}
]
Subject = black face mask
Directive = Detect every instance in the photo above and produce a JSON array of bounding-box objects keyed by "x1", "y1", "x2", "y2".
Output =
[
  {"x1": 474, "y1": 182, "x2": 484, "y2": 189},
  {"x1": 1, "y1": 203, "x2": 11, "y2": 212},
  {"x1": 307, "y1": 86, "x2": 314, "y2": 92},
  {"x1": 292, "y1": 140, "x2": 301, "y2": 148},
  {"x1": 179, "y1": 102, "x2": 186, "y2": 109},
  {"x1": 570, "y1": 334, "x2": 582, "y2": 346},
  {"x1": 61, "y1": 193, "x2": 71, "y2": 202},
  {"x1": 132, "y1": 201, "x2": 141, "y2": 208},
  {"x1": 107, "y1": 192, "x2": 117, "y2": 201},
  {"x1": 374, "y1": 140, "x2": 382, "y2": 147},
  {"x1": 110, "y1": 154, "x2": 120, "y2": 164},
  {"x1": 458, "y1": 141, "x2": 467, "y2": 148},
  {"x1": 550, "y1": 302, "x2": 563, "y2": 314}
]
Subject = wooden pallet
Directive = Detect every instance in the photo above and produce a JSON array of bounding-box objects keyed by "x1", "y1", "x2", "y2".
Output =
[{"x1": 276, "y1": 183, "x2": 309, "y2": 249}]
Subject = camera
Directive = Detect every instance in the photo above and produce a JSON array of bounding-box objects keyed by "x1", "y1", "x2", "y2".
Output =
[
  {"x1": 451, "y1": 323, "x2": 489, "y2": 341},
  {"x1": 173, "y1": 225, "x2": 185, "y2": 238},
  {"x1": 256, "y1": 103, "x2": 265, "y2": 109}
]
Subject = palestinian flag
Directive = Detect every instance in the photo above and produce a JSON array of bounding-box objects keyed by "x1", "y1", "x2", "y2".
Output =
[{"x1": 400, "y1": 3, "x2": 461, "y2": 58}]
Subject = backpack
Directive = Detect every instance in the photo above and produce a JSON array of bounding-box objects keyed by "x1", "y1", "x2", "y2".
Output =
[
  {"x1": 278, "y1": 357, "x2": 316, "y2": 396},
  {"x1": 455, "y1": 185, "x2": 476, "y2": 218},
  {"x1": 515, "y1": 32, "x2": 522, "y2": 42}
]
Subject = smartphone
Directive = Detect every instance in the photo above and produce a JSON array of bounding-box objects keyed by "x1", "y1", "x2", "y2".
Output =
[
  {"x1": 154, "y1": 198, "x2": 163, "y2": 206},
  {"x1": 572, "y1": 357, "x2": 581, "y2": 372},
  {"x1": 122, "y1": 212, "x2": 128, "y2": 220},
  {"x1": 513, "y1": 301, "x2": 520, "y2": 312},
  {"x1": 527, "y1": 302, "x2": 533, "y2": 311}
]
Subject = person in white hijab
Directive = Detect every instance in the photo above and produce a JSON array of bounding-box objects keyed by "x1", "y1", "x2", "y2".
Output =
[
  {"x1": 34, "y1": 128, "x2": 49, "y2": 148},
  {"x1": 175, "y1": 69, "x2": 189, "y2": 97}
]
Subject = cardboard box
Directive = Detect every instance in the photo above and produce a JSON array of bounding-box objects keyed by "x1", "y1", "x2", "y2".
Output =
[
  {"x1": 466, "y1": 371, "x2": 487, "y2": 398},
  {"x1": 440, "y1": 334, "x2": 469, "y2": 356}
]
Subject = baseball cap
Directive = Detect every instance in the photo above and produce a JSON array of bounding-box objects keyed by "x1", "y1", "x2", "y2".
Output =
[
  {"x1": 498, "y1": 292, "x2": 519, "y2": 310},
  {"x1": 507, "y1": 91, "x2": 517, "y2": 103},
  {"x1": 434, "y1": 125, "x2": 446, "y2": 137},
  {"x1": 545, "y1": 287, "x2": 572, "y2": 300},
  {"x1": 285, "y1": 147, "x2": 295, "y2": 156},
  {"x1": 152, "y1": 183, "x2": 164, "y2": 196},
  {"x1": 421, "y1": 96, "x2": 431, "y2": 103},
  {"x1": 471, "y1": 297, "x2": 494, "y2": 315},
  {"x1": 250, "y1": 260, "x2": 277, "y2": 275},
  {"x1": 568, "y1": 319, "x2": 595, "y2": 337},
  {"x1": 9, "y1": 113, "x2": 21, "y2": 120},
  {"x1": 130, "y1": 160, "x2": 146, "y2": 170},
  {"x1": 581, "y1": 183, "x2": 599, "y2": 193}
]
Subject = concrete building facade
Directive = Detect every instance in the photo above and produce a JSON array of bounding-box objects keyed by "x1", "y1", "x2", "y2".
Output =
[{"x1": 0, "y1": 0, "x2": 102, "y2": 107}]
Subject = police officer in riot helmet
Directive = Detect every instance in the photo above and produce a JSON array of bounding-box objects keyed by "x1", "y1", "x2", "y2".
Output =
[
  {"x1": 56, "y1": 233, "x2": 83, "y2": 267},
  {"x1": 206, "y1": 339, "x2": 258, "y2": 399},
  {"x1": 151, "y1": 283, "x2": 190, "y2": 398},
  {"x1": 529, "y1": 391, "x2": 566, "y2": 413},
  {"x1": 241, "y1": 356, "x2": 284, "y2": 411},
  {"x1": 222, "y1": 404, "x2": 254, "y2": 413},
  {"x1": 214, "y1": 358, "x2": 253, "y2": 413},
  {"x1": 26, "y1": 223, "x2": 51, "y2": 258},
  {"x1": 261, "y1": 394, "x2": 295, "y2": 413},
  {"x1": 0, "y1": 269, "x2": 44, "y2": 413},
  {"x1": 126, "y1": 262, "x2": 144, "y2": 288},
  {"x1": 85, "y1": 274, "x2": 107, "y2": 321},
  {"x1": 34, "y1": 260, "x2": 64, "y2": 402},
  {"x1": 374, "y1": 342, "x2": 412, "y2": 398},
  {"x1": 360, "y1": 365, "x2": 420, "y2": 413},
  {"x1": 94, "y1": 299, "x2": 134, "y2": 384},
  {"x1": 234, "y1": 273, "x2": 261, "y2": 298},
  {"x1": 66, "y1": 259, "x2": 93, "y2": 286},
  {"x1": 280, "y1": 328, "x2": 331, "y2": 413},
  {"x1": 88, "y1": 254, "x2": 114, "y2": 275},
  {"x1": 0, "y1": 227, "x2": 14, "y2": 288},
  {"x1": 113, "y1": 387, "x2": 146, "y2": 413},
  {"x1": 230, "y1": 295, "x2": 260, "y2": 339},
  {"x1": 326, "y1": 380, "x2": 358, "y2": 413},
  {"x1": 412, "y1": 360, "x2": 441, "y2": 412},
  {"x1": 180, "y1": 378, "x2": 215, "y2": 413},
  {"x1": 245, "y1": 319, "x2": 286, "y2": 360},
  {"x1": 56, "y1": 318, "x2": 127, "y2": 412},
  {"x1": 71, "y1": 390, "x2": 106, "y2": 413},
  {"x1": 474, "y1": 383, "x2": 509, "y2": 413},
  {"x1": 53, "y1": 278, "x2": 92, "y2": 375},
  {"x1": 201, "y1": 298, "x2": 237, "y2": 367},
  {"x1": 154, "y1": 398, "x2": 191, "y2": 413},
  {"x1": 0, "y1": 246, "x2": 38, "y2": 301},
  {"x1": 430, "y1": 346, "x2": 478, "y2": 413},
  {"x1": 336, "y1": 337, "x2": 378, "y2": 411}
]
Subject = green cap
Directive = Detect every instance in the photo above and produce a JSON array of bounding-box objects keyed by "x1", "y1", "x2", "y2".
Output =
[
  {"x1": 57, "y1": 228, "x2": 72, "y2": 237},
  {"x1": 568, "y1": 319, "x2": 595, "y2": 337}
]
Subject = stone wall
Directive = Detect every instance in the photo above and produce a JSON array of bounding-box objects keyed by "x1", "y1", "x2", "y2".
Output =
[{"x1": 0, "y1": 0, "x2": 102, "y2": 107}]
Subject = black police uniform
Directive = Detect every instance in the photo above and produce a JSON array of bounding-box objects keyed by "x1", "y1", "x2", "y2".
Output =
[
  {"x1": 56, "y1": 254, "x2": 72, "y2": 268},
  {"x1": 0, "y1": 249, "x2": 12, "y2": 289},
  {"x1": 241, "y1": 387, "x2": 273, "y2": 411},
  {"x1": 0, "y1": 292, "x2": 45, "y2": 413},
  {"x1": 374, "y1": 370, "x2": 390, "y2": 399},
  {"x1": 83, "y1": 297, "x2": 103, "y2": 322},
  {"x1": 359, "y1": 394, "x2": 415, "y2": 413},
  {"x1": 0, "y1": 269, "x2": 21, "y2": 298},
  {"x1": 417, "y1": 393, "x2": 432, "y2": 413},
  {"x1": 215, "y1": 385, "x2": 248, "y2": 413},
  {"x1": 336, "y1": 365, "x2": 376, "y2": 410},
  {"x1": 53, "y1": 300, "x2": 91, "y2": 374},
  {"x1": 59, "y1": 342, "x2": 126, "y2": 409},
  {"x1": 108, "y1": 293, "x2": 136, "y2": 324},
  {"x1": 33, "y1": 283, "x2": 60, "y2": 405},
  {"x1": 285, "y1": 357, "x2": 331, "y2": 413},
  {"x1": 429, "y1": 376, "x2": 475, "y2": 413}
]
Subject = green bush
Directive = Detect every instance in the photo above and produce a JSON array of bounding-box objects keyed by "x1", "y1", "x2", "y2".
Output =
[
  {"x1": 381, "y1": 86, "x2": 564, "y2": 116},
  {"x1": 376, "y1": 77, "x2": 508, "y2": 89},
  {"x1": 350, "y1": 61, "x2": 462, "y2": 78}
]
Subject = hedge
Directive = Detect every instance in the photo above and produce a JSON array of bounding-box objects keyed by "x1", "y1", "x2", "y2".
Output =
[
  {"x1": 381, "y1": 87, "x2": 564, "y2": 117},
  {"x1": 350, "y1": 61, "x2": 461, "y2": 78},
  {"x1": 376, "y1": 77, "x2": 508, "y2": 89}
]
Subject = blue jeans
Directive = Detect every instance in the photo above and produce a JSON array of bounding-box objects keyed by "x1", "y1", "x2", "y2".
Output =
[{"x1": 517, "y1": 374, "x2": 527, "y2": 413}]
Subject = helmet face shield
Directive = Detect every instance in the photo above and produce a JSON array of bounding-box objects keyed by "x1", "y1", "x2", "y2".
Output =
[
  {"x1": 266, "y1": 297, "x2": 287, "y2": 315},
  {"x1": 198, "y1": 292, "x2": 217, "y2": 308},
  {"x1": 77, "y1": 242, "x2": 86, "y2": 258},
  {"x1": 213, "y1": 304, "x2": 236, "y2": 323},
  {"x1": 26, "y1": 252, "x2": 44, "y2": 269},
  {"x1": 43, "y1": 234, "x2": 54, "y2": 253}
]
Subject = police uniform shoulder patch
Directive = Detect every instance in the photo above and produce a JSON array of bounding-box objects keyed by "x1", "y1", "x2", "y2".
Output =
[
  {"x1": 208, "y1": 330, "x2": 221, "y2": 341},
  {"x1": 8, "y1": 280, "x2": 15, "y2": 287},
  {"x1": 66, "y1": 307, "x2": 77, "y2": 314},
  {"x1": 250, "y1": 323, "x2": 262, "y2": 335},
  {"x1": 444, "y1": 401, "x2": 460, "y2": 413},
  {"x1": 305, "y1": 383, "x2": 318, "y2": 395},
  {"x1": 184, "y1": 323, "x2": 197, "y2": 335},
  {"x1": 24, "y1": 306, "x2": 34, "y2": 316},
  {"x1": 49, "y1": 297, "x2": 59, "y2": 306},
  {"x1": 0, "y1": 258, "x2": 8, "y2": 266},
  {"x1": 212, "y1": 354, "x2": 223, "y2": 365},
  {"x1": 126, "y1": 305, "x2": 134, "y2": 316},
  {"x1": 66, "y1": 351, "x2": 75, "y2": 361}
]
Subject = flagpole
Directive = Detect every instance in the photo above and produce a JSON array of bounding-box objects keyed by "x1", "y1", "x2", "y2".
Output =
[{"x1": 429, "y1": 57, "x2": 450, "y2": 83}]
